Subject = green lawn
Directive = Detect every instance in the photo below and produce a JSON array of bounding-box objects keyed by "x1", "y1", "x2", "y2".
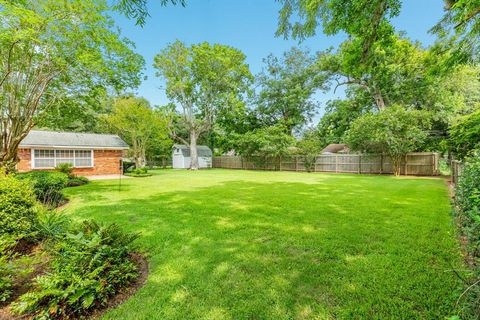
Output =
[{"x1": 63, "y1": 169, "x2": 463, "y2": 319}]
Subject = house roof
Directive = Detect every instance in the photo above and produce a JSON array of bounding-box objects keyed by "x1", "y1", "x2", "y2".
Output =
[
  {"x1": 19, "y1": 130, "x2": 129, "y2": 150},
  {"x1": 321, "y1": 144, "x2": 350, "y2": 154},
  {"x1": 173, "y1": 144, "x2": 212, "y2": 157}
]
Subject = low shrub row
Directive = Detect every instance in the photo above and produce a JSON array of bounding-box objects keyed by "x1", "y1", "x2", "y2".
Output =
[
  {"x1": 125, "y1": 167, "x2": 151, "y2": 177},
  {"x1": 453, "y1": 152, "x2": 480, "y2": 318},
  {"x1": 16, "y1": 164, "x2": 88, "y2": 207}
]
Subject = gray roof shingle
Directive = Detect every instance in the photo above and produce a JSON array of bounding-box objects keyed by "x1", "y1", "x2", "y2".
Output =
[{"x1": 19, "y1": 130, "x2": 129, "y2": 149}]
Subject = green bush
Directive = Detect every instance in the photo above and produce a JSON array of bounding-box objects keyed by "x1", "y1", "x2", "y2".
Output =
[
  {"x1": 66, "y1": 176, "x2": 89, "y2": 187},
  {"x1": 0, "y1": 171, "x2": 38, "y2": 239},
  {"x1": 34, "y1": 209, "x2": 72, "y2": 241},
  {"x1": 55, "y1": 163, "x2": 74, "y2": 178},
  {"x1": 453, "y1": 152, "x2": 480, "y2": 318},
  {"x1": 17, "y1": 171, "x2": 68, "y2": 207},
  {"x1": 13, "y1": 221, "x2": 139, "y2": 319},
  {"x1": 0, "y1": 236, "x2": 17, "y2": 302}
]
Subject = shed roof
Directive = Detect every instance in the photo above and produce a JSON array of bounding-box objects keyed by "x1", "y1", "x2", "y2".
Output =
[
  {"x1": 173, "y1": 144, "x2": 212, "y2": 157},
  {"x1": 321, "y1": 144, "x2": 350, "y2": 154},
  {"x1": 19, "y1": 130, "x2": 129, "y2": 150}
]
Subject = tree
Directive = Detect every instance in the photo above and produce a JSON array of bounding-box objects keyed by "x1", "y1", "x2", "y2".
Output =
[
  {"x1": 233, "y1": 126, "x2": 295, "y2": 168},
  {"x1": 431, "y1": 0, "x2": 480, "y2": 64},
  {"x1": 346, "y1": 105, "x2": 431, "y2": 176},
  {"x1": 256, "y1": 47, "x2": 325, "y2": 135},
  {"x1": 153, "y1": 41, "x2": 253, "y2": 170},
  {"x1": 0, "y1": 0, "x2": 144, "y2": 171},
  {"x1": 296, "y1": 128, "x2": 323, "y2": 172},
  {"x1": 104, "y1": 97, "x2": 169, "y2": 168},
  {"x1": 276, "y1": 0, "x2": 401, "y2": 60},
  {"x1": 448, "y1": 111, "x2": 480, "y2": 159},
  {"x1": 113, "y1": 0, "x2": 186, "y2": 26}
]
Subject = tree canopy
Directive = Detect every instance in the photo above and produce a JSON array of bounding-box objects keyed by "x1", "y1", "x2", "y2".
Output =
[
  {"x1": 346, "y1": 105, "x2": 431, "y2": 175},
  {"x1": 153, "y1": 40, "x2": 252, "y2": 169},
  {"x1": 0, "y1": 0, "x2": 144, "y2": 169},
  {"x1": 256, "y1": 47, "x2": 325, "y2": 134}
]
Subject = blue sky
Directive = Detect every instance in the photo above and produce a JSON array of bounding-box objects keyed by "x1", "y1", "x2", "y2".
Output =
[{"x1": 114, "y1": 0, "x2": 446, "y2": 115}]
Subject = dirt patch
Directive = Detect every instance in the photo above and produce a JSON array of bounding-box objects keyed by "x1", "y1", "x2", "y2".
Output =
[{"x1": 0, "y1": 253, "x2": 148, "y2": 320}]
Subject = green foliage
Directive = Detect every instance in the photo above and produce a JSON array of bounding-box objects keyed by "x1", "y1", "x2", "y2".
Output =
[
  {"x1": 153, "y1": 40, "x2": 253, "y2": 169},
  {"x1": 35, "y1": 209, "x2": 72, "y2": 241},
  {"x1": 104, "y1": 96, "x2": 170, "y2": 168},
  {"x1": 0, "y1": 236, "x2": 17, "y2": 302},
  {"x1": 113, "y1": 0, "x2": 185, "y2": 26},
  {"x1": 432, "y1": 0, "x2": 480, "y2": 64},
  {"x1": 12, "y1": 221, "x2": 139, "y2": 319},
  {"x1": 296, "y1": 129, "x2": 324, "y2": 172},
  {"x1": 56, "y1": 163, "x2": 74, "y2": 177},
  {"x1": 234, "y1": 126, "x2": 295, "y2": 160},
  {"x1": 256, "y1": 47, "x2": 325, "y2": 134},
  {"x1": 276, "y1": 0, "x2": 401, "y2": 65},
  {"x1": 448, "y1": 111, "x2": 480, "y2": 159},
  {"x1": 0, "y1": 0, "x2": 144, "y2": 166},
  {"x1": 0, "y1": 171, "x2": 38, "y2": 239},
  {"x1": 346, "y1": 105, "x2": 431, "y2": 175},
  {"x1": 66, "y1": 176, "x2": 89, "y2": 187},
  {"x1": 453, "y1": 152, "x2": 480, "y2": 318},
  {"x1": 17, "y1": 171, "x2": 68, "y2": 207}
]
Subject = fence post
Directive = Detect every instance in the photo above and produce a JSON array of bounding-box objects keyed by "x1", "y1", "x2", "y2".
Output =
[
  {"x1": 335, "y1": 155, "x2": 338, "y2": 173},
  {"x1": 404, "y1": 154, "x2": 408, "y2": 176},
  {"x1": 380, "y1": 154, "x2": 384, "y2": 174},
  {"x1": 358, "y1": 154, "x2": 361, "y2": 174},
  {"x1": 314, "y1": 156, "x2": 317, "y2": 172},
  {"x1": 295, "y1": 156, "x2": 298, "y2": 172}
]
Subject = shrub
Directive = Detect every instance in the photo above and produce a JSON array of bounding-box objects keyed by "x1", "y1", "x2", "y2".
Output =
[
  {"x1": 17, "y1": 171, "x2": 68, "y2": 207},
  {"x1": 66, "y1": 176, "x2": 89, "y2": 187},
  {"x1": 34, "y1": 209, "x2": 72, "y2": 241},
  {"x1": 0, "y1": 236, "x2": 16, "y2": 302},
  {"x1": 453, "y1": 152, "x2": 480, "y2": 318},
  {"x1": 0, "y1": 171, "x2": 38, "y2": 239},
  {"x1": 55, "y1": 163, "x2": 74, "y2": 178},
  {"x1": 13, "y1": 221, "x2": 139, "y2": 319}
]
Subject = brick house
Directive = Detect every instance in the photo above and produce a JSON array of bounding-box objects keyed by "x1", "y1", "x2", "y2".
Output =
[{"x1": 17, "y1": 130, "x2": 129, "y2": 176}]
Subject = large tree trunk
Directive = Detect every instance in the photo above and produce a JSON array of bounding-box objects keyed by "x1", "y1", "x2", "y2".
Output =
[{"x1": 189, "y1": 130, "x2": 199, "y2": 170}]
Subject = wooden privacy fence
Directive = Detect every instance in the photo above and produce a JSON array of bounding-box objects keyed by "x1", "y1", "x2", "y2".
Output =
[
  {"x1": 213, "y1": 152, "x2": 440, "y2": 176},
  {"x1": 451, "y1": 160, "x2": 463, "y2": 184}
]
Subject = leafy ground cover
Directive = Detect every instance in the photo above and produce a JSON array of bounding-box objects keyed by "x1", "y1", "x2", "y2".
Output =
[{"x1": 63, "y1": 169, "x2": 464, "y2": 319}]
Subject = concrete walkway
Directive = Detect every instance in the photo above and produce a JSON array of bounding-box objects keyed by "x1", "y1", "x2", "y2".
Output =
[{"x1": 87, "y1": 175, "x2": 132, "y2": 181}]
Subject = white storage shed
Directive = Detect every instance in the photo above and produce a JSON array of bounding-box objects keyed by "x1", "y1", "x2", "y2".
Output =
[{"x1": 172, "y1": 144, "x2": 213, "y2": 169}]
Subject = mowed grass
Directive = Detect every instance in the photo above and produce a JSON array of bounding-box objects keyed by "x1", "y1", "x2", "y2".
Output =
[{"x1": 63, "y1": 169, "x2": 463, "y2": 319}]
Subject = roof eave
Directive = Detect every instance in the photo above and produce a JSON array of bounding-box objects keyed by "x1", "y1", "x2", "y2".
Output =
[{"x1": 19, "y1": 145, "x2": 129, "y2": 150}]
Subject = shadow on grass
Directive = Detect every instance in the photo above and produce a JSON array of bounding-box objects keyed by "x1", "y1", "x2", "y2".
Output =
[{"x1": 69, "y1": 178, "x2": 462, "y2": 319}]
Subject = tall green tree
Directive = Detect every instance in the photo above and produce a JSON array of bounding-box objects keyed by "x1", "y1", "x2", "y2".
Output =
[
  {"x1": 103, "y1": 97, "x2": 169, "y2": 168},
  {"x1": 432, "y1": 0, "x2": 480, "y2": 63},
  {"x1": 276, "y1": 0, "x2": 401, "y2": 60},
  {"x1": 256, "y1": 47, "x2": 325, "y2": 135},
  {"x1": 0, "y1": 0, "x2": 144, "y2": 170},
  {"x1": 346, "y1": 105, "x2": 431, "y2": 176},
  {"x1": 448, "y1": 110, "x2": 480, "y2": 159},
  {"x1": 153, "y1": 40, "x2": 253, "y2": 170}
]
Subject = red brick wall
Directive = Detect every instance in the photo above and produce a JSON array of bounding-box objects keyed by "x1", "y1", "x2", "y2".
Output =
[
  {"x1": 17, "y1": 148, "x2": 123, "y2": 176},
  {"x1": 17, "y1": 148, "x2": 32, "y2": 172}
]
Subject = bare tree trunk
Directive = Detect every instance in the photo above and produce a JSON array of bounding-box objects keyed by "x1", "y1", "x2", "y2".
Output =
[
  {"x1": 189, "y1": 130, "x2": 199, "y2": 170},
  {"x1": 392, "y1": 155, "x2": 401, "y2": 176}
]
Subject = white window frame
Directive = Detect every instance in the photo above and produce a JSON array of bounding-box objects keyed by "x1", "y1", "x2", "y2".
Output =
[{"x1": 32, "y1": 149, "x2": 94, "y2": 169}]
